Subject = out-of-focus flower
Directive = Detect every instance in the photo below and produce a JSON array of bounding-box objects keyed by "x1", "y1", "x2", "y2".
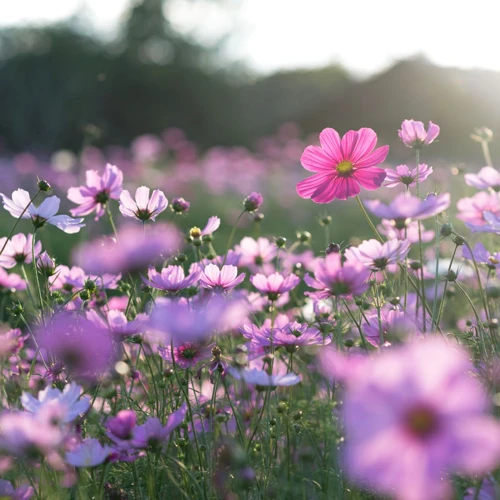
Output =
[
  {"x1": 236, "y1": 237, "x2": 277, "y2": 273},
  {"x1": 143, "y1": 264, "x2": 200, "y2": 292},
  {"x1": 0, "y1": 479, "x2": 33, "y2": 500},
  {"x1": 171, "y1": 197, "x2": 190, "y2": 214},
  {"x1": 462, "y1": 242, "x2": 500, "y2": 270},
  {"x1": 0, "y1": 268, "x2": 27, "y2": 293},
  {"x1": 384, "y1": 164, "x2": 433, "y2": 188},
  {"x1": 0, "y1": 233, "x2": 41, "y2": 268},
  {"x1": 229, "y1": 367, "x2": 301, "y2": 387},
  {"x1": 250, "y1": 272, "x2": 300, "y2": 300},
  {"x1": 297, "y1": 127, "x2": 389, "y2": 202},
  {"x1": 466, "y1": 211, "x2": 500, "y2": 235},
  {"x1": 465, "y1": 166, "x2": 500, "y2": 190},
  {"x1": 74, "y1": 223, "x2": 182, "y2": 275},
  {"x1": 21, "y1": 382, "x2": 90, "y2": 423},
  {"x1": 398, "y1": 119, "x2": 440, "y2": 148},
  {"x1": 243, "y1": 192, "x2": 263, "y2": 212},
  {"x1": 338, "y1": 338, "x2": 500, "y2": 500},
  {"x1": 365, "y1": 193, "x2": 450, "y2": 225},
  {"x1": 304, "y1": 253, "x2": 370, "y2": 299},
  {"x1": 345, "y1": 239, "x2": 411, "y2": 271},
  {"x1": 378, "y1": 219, "x2": 434, "y2": 244},
  {"x1": 66, "y1": 439, "x2": 112, "y2": 467},
  {"x1": 471, "y1": 127, "x2": 493, "y2": 143},
  {"x1": 457, "y1": 192, "x2": 500, "y2": 227},
  {"x1": 0, "y1": 190, "x2": 84, "y2": 233},
  {"x1": 0, "y1": 328, "x2": 28, "y2": 360},
  {"x1": 199, "y1": 264, "x2": 245, "y2": 293},
  {"x1": 67, "y1": 164, "x2": 123, "y2": 220},
  {"x1": 159, "y1": 341, "x2": 213, "y2": 369},
  {"x1": 86, "y1": 309, "x2": 147, "y2": 337},
  {"x1": 119, "y1": 186, "x2": 168, "y2": 222},
  {"x1": 106, "y1": 410, "x2": 137, "y2": 441}
]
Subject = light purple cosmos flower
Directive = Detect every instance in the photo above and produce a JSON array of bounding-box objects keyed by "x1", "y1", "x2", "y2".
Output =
[
  {"x1": 250, "y1": 272, "x2": 300, "y2": 299},
  {"x1": 199, "y1": 264, "x2": 245, "y2": 293},
  {"x1": 0, "y1": 268, "x2": 27, "y2": 292},
  {"x1": 119, "y1": 186, "x2": 168, "y2": 222},
  {"x1": 362, "y1": 307, "x2": 419, "y2": 347},
  {"x1": 462, "y1": 242, "x2": 500, "y2": 272},
  {"x1": 236, "y1": 237, "x2": 278, "y2": 273},
  {"x1": 21, "y1": 382, "x2": 90, "y2": 423},
  {"x1": 339, "y1": 338, "x2": 500, "y2": 500},
  {"x1": 86, "y1": 309, "x2": 147, "y2": 337},
  {"x1": 465, "y1": 166, "x2": 500, "y2": 190},
  {"x1": 66, "y1": 438, "x2": 112, "y2": 467},
  {"x1": 345, "y1": 239, "x2": 411, "y2": 271},
  {"x1": 190, "y1": 216, "x2": 221, "y2": 239},
  {"x1": 107, "y1": 410, "x2": 137, "y2": 441},
  {"x1": 0, "y1": 480, "x2": 33, "y2": 500},
  {"x1": 0, "y1": 190, "x2": 84, "y2": 233},
  {"x1": 378, "y1": 219, "x2": 434, "y2": 244},
  {"x1": 159, "y1": 341, "x2": 213, "y2": 369},
  {"x1": 67, "y1": 163, "x2": 123, "y2": 220},
  {"x1": 74, "y1": 223, "x2": 182, "y2": 275},
  {"x1": 398, "y1": 119, "x2": 440, "y2": 148},
  {"x1": 457, "y1": 192, "x2": 500, "y2": 227},
  {"x1": 143, "y1": 264, "x2": 200, "y2": 292},
  {"x1": 304, "y1": 253, "x2": 370, "y2": 299},
  {"x1": 466, "y1": 211, "x2": 500, "y2": 234},
  {"x1": 229, "y1": 367, "x2": 301, "y2": 387},
  {"x1": 365, "y1": 193, "x2": 450, "y2": 226},
  {"x1": 384, "y1": 164, "x2": 433, "y2": 188},
  {"x1": 50, "y1": 265, "x2": 120, "y2": 292},
  {"x1": 0, "y1": 233, "x2": 41, "y2": 268}
]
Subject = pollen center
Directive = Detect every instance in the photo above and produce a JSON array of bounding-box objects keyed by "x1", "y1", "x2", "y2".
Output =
[{"x1": 336, "y1": 160, "x2": 354, "y2": 177}]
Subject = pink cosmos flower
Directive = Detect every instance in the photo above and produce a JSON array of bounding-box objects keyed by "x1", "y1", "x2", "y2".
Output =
[
  {"x1": 297, "y1": 127, "x2": 389, "y2": 202},
  {"x1": 304, "y1": 253, "x2": 370, "y2": 299},
  {"x1": 236, "y1": 237, "x2": 278, "y2": 272},
  {"x1": 339, "y1": 338, "x2": 500, "y2": 500},
  {"x1": 229, "y1": 367, "x2": 301, "y2": 387},
  {"x1": 466, "y1": 211, "x2": 500, "y2": 235},
  {"x1": 66, "y1": 438, "x2": 112, "y2": 467},
  {"x1": 0, "y1": 328, "x2": 28, "y2": 360},
  {"x1": 0, "y1": 268, "x2": 26, "y2": 292},
  {"x1": 345, "y1": 239, "x2": 411, "y2": 271},
  {"x1": 378, "y1": 219, "x2": 434, "y2": 244},
  {"x1": 190, "y1": 216, "x2": 221, "y2": 239},
  {"x1": 398, "y1": 119, "x2": 440, "y2": 148},
  {"x1": 384, "y1": 164, "x2": 433, "y2": 188},
  {"x1": 0, "y1": 190, "x2": 84, "y2": 233},
  {"x1": 457, "y1": 192, "x2": 500, "y2": 226},
  {"x1": 465, "y1": 166, "x2": 500, "y2": 190},
  {"x1": 250, "y1": 272, "x2": 300, "y2": 300},
  {"x1": 67, "y1": 163, "x2": 123, "y2": 220},
  {"x1": 199, "y1": 264, "x2": 245, "y2": 293},
  {"x1": 107, "y1": 410, "x2": 137, "y2": 441},
  {"x1": 86, "y1": 309, "x2": 147, "y2": 337},
  {"x1": 119, "y1": 186, "x2": 168, "y2": 221},
  {"x1": 143, "y1": 264, "x2": 200, "y2": 292},
  {"x1": 158, "y1": 341, "x2": 213, "y2": 369},
  {"x1": 365, "y1": 193, "x2": 450, "y2": 225},
  {"x1": 0, "y1": 233, "x2": 41, "y2": 268}
]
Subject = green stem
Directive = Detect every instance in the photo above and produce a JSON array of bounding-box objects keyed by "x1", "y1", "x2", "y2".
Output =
[
  {"x1": 355, "y1": 195, "x2": 383, "y2": 243},
  {"x1": 222, "y1": 210, "x2": 246, "y2": 266},
  {"x1": 32, "y1": 231, "x2": 45, "y2": 325}
]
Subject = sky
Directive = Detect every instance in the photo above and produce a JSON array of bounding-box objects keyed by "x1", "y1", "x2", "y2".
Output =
[{"x1": 2, "y1": 0, "x2": 500, "y2": 76}]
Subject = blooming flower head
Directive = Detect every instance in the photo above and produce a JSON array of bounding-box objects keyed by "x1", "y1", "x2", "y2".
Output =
[
  {"x1": 236, "y1": 237, "x2": 278, "y2": 272},
  {"x1": 378, "y1": 219, "x2": 434, "y2": 244},
  {"x1": 0, "y1": 233, "x2": 41, "y2": 268},
  {"x1": 250, "y1": 272, "x2": 300, "y2": 300},
  {"x1": 466, "y1": 211, "x2": 500, "y2": 235},
  {"x1": 158, "y1": 341, "x2": 213, "y2": 369},
  {"x1": 345, "y1": 239, "x2": 411, "y2": 271},
  {"x1": 229, "y1": 367, "x2": 301, "y2": 387},
  {"x1": 398, "y1": 119, "x2": 440, "y2": 148},
  {"x1": 67, "y1": 163, "x2": 123, "y2": 220},
  {"x1": 87, "y1": 309, "x2": 147, "y2": 338},
  {"x1": 0, "y1": 480, "x2": 33, "y2": 500},
  {"x1": 0, "y1": 327, "x2": 28, "y2": 360},
  {"x1": 106, "y1": 410, "x2": 137, "y2": 441},
  {"x1": 457, "y1": 192, "x2": 500, "y2": 227},
  {"x1": 384, "y1": 164, "x2": 433, "y2": 188},
  {"x1": 362, "y1": 307, "x2": 419, "y2": 347},
  {"x1": 119, "y1": 186, "x2": 168, "y2": 222},
  {"x1": 0, "y1": 268, "x2": 27, "y2": 293},
  {"x1": 337, "y1": 338, "x2": 500, "y2": 500},
  {"x1": 465, "y1": 166, "x2": 500, "y2": 191},
  {"x1": 304, "y1": 253, "x2": 370, "y2": 299},
  {"x1": 66, "y1": 438, "x2": 112, "y2": 468},
  {"x1": 0, "y1": 190, "x2": 84, "y2": 233},
  {"x1": 297, "y1": 127, "x2": 389, "y2": 202},
  {"x1": 143, "y1": 264, "x2": 200, "y2": 292},
  {"x1": 199, "y1": 264, "x2": 245, "y2": 293},
  {"x1": 21, "y1": 382, "x2": 90, "y2": 423},
  {"x1": 189, "y1": 216, "x2": 221, "y2": 240}
]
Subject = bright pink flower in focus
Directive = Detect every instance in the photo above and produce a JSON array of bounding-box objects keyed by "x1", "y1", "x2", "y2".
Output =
[
  {"x1": 251, "y1": 272, "x2": 300, "y2": 300},
  {"x1": 296, "y1": 128, "x2": 389, "y2": 202},
  {"x1": 199, "y1": 264, "x2": 245, "y2": 293},
  {"x1": 119, "y1": 186, "x2": 168, "y2": 222},
  {"x1": 335, "y1": 338, "x2": 500, "y2": 500},
  {"x1": 384, "y1": 164, "x2": 433, "y2": 188},
  {"x1": 67, "y1": 163, "x2": 123, "y2": 220},
  {"x1": 398, "y1": 119, "x2": 440, "y2": 148},
  {"x1": 0, "y1": 233, "x2": 41, "y2": 268},
  {"x1": 345, "y1": 239, "x2": 411, "y2": 271}
]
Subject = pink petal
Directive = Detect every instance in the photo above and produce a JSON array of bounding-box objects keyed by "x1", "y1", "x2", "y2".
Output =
[
  {"x1": 354, "y1": 145, "x2": 389, "y2": 168},
  {"x1": 340, "y1": 130, "x2": 359, "y2": 160},
  {"x1": 424, "y1": 121, "x2": 440, "y2": 144},
  {"x1": 300, "y1": 145, "x2": 335, "y2": 172},
  {"x1": 319, "y1": 128, "x2": 343, "y2": 163},
  {"x1": 135, "y1": 187, "x2": 150, "y2": 210},
  {"x1": 296, "y1": 173, "x2": 332, "y2": 199},
  {"x1": 352, "y1": 167, "x2": 387, "y2": 190},
  {"x1": 350, "y1": 128, "x2": 377, "y2": 165}
]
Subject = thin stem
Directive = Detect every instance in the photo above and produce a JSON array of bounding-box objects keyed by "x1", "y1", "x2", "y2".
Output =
[
  {"x1": 222, "y1": 210, "x2": 246, "y2": 266},
  {"x1": 106, "y1": 205, "x2": 119, "y2": 239},
  {"x1": 355, "y1": 195, "x2": 383, "y2": 243},
  {"x1": 32, "y1": 231, "x2": 45, "y2": 325}
]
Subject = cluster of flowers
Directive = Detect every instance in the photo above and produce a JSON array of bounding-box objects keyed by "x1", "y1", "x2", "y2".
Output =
[{"x1": 0, "y1": 118, "x2": 499, "y2": 499}]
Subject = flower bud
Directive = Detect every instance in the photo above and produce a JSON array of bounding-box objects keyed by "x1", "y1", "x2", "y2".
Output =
[
  {"x1": 410, "y1": 261, "x2": 422, "y2": 271},
  {"x1": 37, "y1": 252, "x2": 55, "y2": 277},
  {"x1": 440, "y1": 223, "x2": 453, "y2": 237},
  {"x1": 319, "y1": 215, "x2": 332, "y2": 226},
  {"x1": 254, "y1": 213, "x2": 264, "y2": 223},
  {"x1": 37, "y1": 179, "x2": 52, "y2": 192},
  {"x1": 243, "y1": 192, "x2": 263, "y2": 212},
  {"x1": 471, "y1": 127, "x2": 493, "y2": 143},
  {"x1": 296, "y1": 231, "x2": 312, "y2": 243},
  {"x1": 452, "y1": 234, "x2": 466, "y2": 246},
  {"x1": 171, "y1": 197, "x2": 190, "y2": 214},
  {"x1": 275, "y1": 236, "x2": 287, "y2": 248},
  {"x1": 445, "y1": 270, "x2": 458, "y2": 282}
]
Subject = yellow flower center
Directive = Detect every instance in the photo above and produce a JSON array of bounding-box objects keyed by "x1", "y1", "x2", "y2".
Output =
[{"x1": 336, "y1": 160, "x2": 354, "y2": 177}]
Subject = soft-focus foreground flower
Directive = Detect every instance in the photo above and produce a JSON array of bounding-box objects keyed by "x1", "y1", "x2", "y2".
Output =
[
  {"x1": 21, "y1": 382, "x2": 90, "y2": 423},
  {"x1": 305, "y1": 253, "x2": 370, "y2": 299},
  {"x1": 67, "y1": 163, "x2": 123, "y2": 220},
  {"x1": 345, "y1": 239, "x2": 411, "y2": 271},
  {"x1": 74, "y1": 223, "x2": 182, "y2": 274},
  {"x1": 119, "y1": 186, "x2": 168, "y2": 221},
  {"x1": 199, "y1": 264, "x2": 245, "y2": 293},
  {"x1": 466, "y1": 211, "x2": 500, "y2": 235},
  {"x1": 465, "y1": 166, "x2": 500, "y2": 190},
  {"x1": 384, "y1": 164, "x2": 433, "y2": 188},
  {"x1": 66, "y1": 439, "x2": 112, "y2": 468},
  {"x1": 398, "y1": 119, "x2": 440, "y2": 148},
  {"x1": 324, "y1": 338, "x2": 500, "y2": 500},
  {"x1": 0, "y1": 233, "x2": 41, "y2": 268},
  {"x1": 457, "y1": 192, "x2": 500, "y2": 227},
  {"x1": 229, "y1": 367, "x2": 301, "y2": 387},
  {"x1": 1, "y1": 190, "x2": 84, "y2": 233},
  {"x1": 297, "y1": 127, "x2": 389, "y2": 202},
  {"x1": 0, "y1": 480, "x2": 33, "y2": 500},
  {"x1": 0, "y1": 267, "x2": 27, "y2": 292}
]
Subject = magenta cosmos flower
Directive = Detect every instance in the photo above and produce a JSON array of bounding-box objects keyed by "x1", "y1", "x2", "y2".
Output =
[
  {"x1": 304, "y1": 253, "x2": 370, "y2": 299},
  {"x1": 465, "y1": 166, "x2": 500, "y2": 190},
  {"x1": 296, "y1": 128, "x2": 389, "y2": 202},
  {"x1": 199, "y1": 264, "x2": 245, "y2": 293},
  {"x1": 338, "y1": 338, "x2": 500, "y2": 500},
  {"x1": 0, "y1": 233, "x2": 42, "y2": 268},
  {"x1": 67, "y1": 163, "x2": 123, "y2": 220},
  {"x1": 398, "y1": 119, "x2": 440, "y2": 148},
  {"x1": 345, "y1": 239, "x2": 411, "y2": 271},
  {"x1": 250, "y1": 272, "x2": 300, "y2": 300},
  {"x1": 385, "y1": 164, "x2": 433, "y2": 188},
  {"x1": 119, "y1": 186, "x2": 168, "y2": 222}
]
